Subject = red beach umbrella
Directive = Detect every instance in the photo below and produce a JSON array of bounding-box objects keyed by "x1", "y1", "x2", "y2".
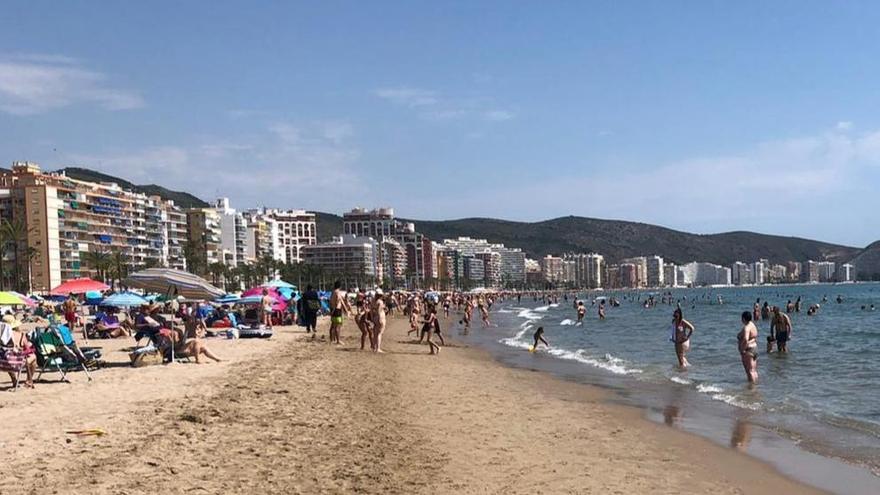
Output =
[{"x1": 50, "y1": 278, "x2": 111, "y2": 296}]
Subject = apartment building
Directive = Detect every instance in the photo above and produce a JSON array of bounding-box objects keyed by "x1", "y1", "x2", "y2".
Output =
[
  {"x1": 0, "y1": 162, "x2": 188, "y2": 291},
  {"x1": 646, "y1": 255, "x2": 664, "y2": 287},
  {"x1": 301, "y1": 235, "x2": 378, "y2": 279}
]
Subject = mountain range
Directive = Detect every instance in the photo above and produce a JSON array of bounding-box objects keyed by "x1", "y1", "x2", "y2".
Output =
[
  {"x1": 316, "y1": 213, "x2": 862, "y2": 266},
  {"x1": 58, "y1": 167, "x2": 209, "y2": 208},
  {"x1": 45, "y1": 168, "x2": 880, "y2": 279}
]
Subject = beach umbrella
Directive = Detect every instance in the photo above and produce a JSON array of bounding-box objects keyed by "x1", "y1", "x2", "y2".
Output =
[
  {"x1": 0, "y1": 291, "x2": 27, "y2": 305},
  {"x1": 215, "y1": 294, "x2": 241, "y2": 304},
  {"x1": 276, "y1": 287, "x2": 295, "y2": 300},
  {"x1": 239, "y1": 294, "x2": 287, "y2": 312},
  {"x1": 8, "y1": 291, "x2": 36, "y2": 307},
  {"x1": 263, "y1": 279, "x2": 296, "y2": 289},
  {"x1": 125, "y1": 268, "x2": 224, "y2": 300},
  {"x1": 125, "y1": 268, "x2": 223, "y2": 362},
  {"x1": 101, "y1": 291, "x2": 148, "y2": 308},
  {"x1": 50, "y1": 278, "x2": 110, "y2": 296}
]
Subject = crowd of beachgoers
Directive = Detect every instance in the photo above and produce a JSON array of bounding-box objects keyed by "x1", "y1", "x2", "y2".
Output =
[{"x1": 3, "y1": 272, "x2": 874, "y2": 392}]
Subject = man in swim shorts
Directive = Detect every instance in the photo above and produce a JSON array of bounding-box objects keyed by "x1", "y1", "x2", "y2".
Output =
[
  {"x1": 770, "y1": 306, "x2": 792, "y2": 353},
  {"x1": 328, "y1": 281, "x2": 351, "y2": 345}
]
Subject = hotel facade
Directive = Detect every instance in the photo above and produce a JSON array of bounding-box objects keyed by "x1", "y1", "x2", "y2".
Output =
[{"x1": 0, "y1": 162, "x2": 188, "y2": 291}]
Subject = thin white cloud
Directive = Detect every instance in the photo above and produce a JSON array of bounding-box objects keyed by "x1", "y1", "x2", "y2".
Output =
[
  {"x1": 0, "y1": 53, "x2": 144, "y2": 115},
  {"x1": 483, "y1": 110, "x2": 515, "y2": 122},
  {"x1": 374, "y1": 87, "x2": 438, "y2": 108},
  {"x1": 374, "y1": 85, "x2": 513, "y2": 124},
  {"x1": 66, "y1": 120, "x2": 363, "y2": 211},
  {"x1": 836, "y1": 121, "x2": 853, "y2": 131},
  {"x1": 402, "y1": 124, "x2": 880, "y2": 246}
]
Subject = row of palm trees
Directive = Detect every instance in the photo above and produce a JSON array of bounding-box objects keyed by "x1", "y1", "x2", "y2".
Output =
[{"x1": 0, "y1": 217, "x2": 38, "y2": 293}]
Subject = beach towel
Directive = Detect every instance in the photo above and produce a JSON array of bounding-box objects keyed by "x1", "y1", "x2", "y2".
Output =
[{"x1": 0, "y1": 322, "x2": 12, "y2": 346}]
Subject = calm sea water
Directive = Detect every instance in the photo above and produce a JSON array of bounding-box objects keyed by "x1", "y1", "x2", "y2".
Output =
[{"x1": 485, "y1": 283, "x2": 880, "y2": 472}]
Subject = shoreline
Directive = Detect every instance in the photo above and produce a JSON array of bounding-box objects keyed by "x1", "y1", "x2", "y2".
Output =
[
  {"x1": 465, "y1": 314, "x2": 880, "y2": 494},
  {"x1": 1, "y1": 316, "x2": 831, "y2": 493}
]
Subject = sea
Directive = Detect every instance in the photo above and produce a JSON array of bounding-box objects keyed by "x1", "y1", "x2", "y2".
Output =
[{"x1": 456, "y1": 283, "x2": 880, "y2": 494}]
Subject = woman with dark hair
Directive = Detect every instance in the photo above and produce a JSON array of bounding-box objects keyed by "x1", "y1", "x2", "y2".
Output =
[
  {"x1": 738, "y1": 311, "x2": 759, "y2": 383},
  {"x1": 671, "y1": 308, "x2": 695, "y2": 368}
]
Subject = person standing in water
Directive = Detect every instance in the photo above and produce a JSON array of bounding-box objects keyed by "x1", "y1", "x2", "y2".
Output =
[
  {"x1": 576, "y1": 301, "x2": 586, "y2": 325},
  {"x1": 738, "y1": 311, "x2": 759, "y2": 383},
  {"x1": 532, "y1": 326, "x2": 549, "y2": 351},
  {"x1": 671, "y1": 308, "x2": 695, "y2": 368},
  {"x1": 770, "y1": 306, "x2": 793, "y2": 353},
  {"x1": 598, "y1": 300, "x2": 606, "y2": 320}
]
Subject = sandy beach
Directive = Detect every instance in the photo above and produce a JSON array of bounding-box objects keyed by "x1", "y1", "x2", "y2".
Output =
[{"x1": 1, "y1": 316, "x2": 824, "y2": 494}]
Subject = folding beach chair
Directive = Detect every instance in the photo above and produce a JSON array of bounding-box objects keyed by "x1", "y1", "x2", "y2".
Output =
[{"x1": 31, "y1": 326, "x2": 99, "y2": 382}]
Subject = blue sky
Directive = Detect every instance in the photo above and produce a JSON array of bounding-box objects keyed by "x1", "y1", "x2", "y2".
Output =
[{"x1": 1, "y1": 1, "x2": 878, "y2": 247}]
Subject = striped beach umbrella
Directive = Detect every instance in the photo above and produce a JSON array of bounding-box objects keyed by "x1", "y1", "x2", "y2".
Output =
[
  {"x1": 0, "y1": 291, "x2": 27, "y2": 305},
  {"x1": 125, "y1": 268, "x2": 225, "y2": 300},
  {"x1": 8, "y1": 291, "x2": 36, "y2": 307}
]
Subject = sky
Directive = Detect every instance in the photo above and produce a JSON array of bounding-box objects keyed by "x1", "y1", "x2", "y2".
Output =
[{"x1": 1, "y1": 1, "x2": 879, "y2": 247}]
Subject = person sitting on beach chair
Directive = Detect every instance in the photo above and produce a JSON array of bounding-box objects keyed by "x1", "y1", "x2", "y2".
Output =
[
  {"x1": 133, "y1": 305, "x2": 164, "y2": 346},
  {"x1": 0, "y1": 317, "x2": 37, "y2": 389},
  {"x1": 93, "y1": 308, "x2": 129, "y2": 339},
  {"x1": 161, "y1": 314, "x2": 221, "y2": 364}
]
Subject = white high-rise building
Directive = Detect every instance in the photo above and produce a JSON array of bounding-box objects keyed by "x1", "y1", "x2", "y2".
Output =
[
  {"x1": 243, "y1": 208, "x2": 317, "y2": 264},
  {"x1": 680, "y1": 262, "x2": 730, "y2": 286},
  {"x1": 837, "y1": 263, "x2": 855, "y2": 282},
  {"x1": 732, "y1": 261, "x2": 751, "y2": 286},
  {"x1": 215, "y1": 198, "x2": 248, "y2": 267},
  {"x1": 817, "y1": 261, "x2": 836, "y2": 282},
  {"x1": 646, "y1": 255, "x2": 664, "y2": 287},
  {"x1": 663, "y1": 262, "x2": 678, "y2": 287},
  {"x1": 751, "y1": 261, "x2": 765, "y2": 285}
]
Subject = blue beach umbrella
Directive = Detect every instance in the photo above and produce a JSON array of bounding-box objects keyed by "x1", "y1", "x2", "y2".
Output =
[
  {"x1": 215, "y1": 294, "x2": 241, "y2": 304},
  {"x1": 101, "y1": 291, "x2": 148, "y2": 308},
  {"x1": 264, "y1": 279, "x2": 296, "y2": 289},
  {"x1": 85, "y1": 290, "x2": 104, "y2": 305}
]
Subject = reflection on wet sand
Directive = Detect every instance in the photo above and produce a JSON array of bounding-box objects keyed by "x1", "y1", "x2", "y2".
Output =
[
  {"x1": 663, "y1": 405, "x2": 681, "y2": 426},
  {"x1": 730, "y1": 419, "x2": 752, "y2": 451}
]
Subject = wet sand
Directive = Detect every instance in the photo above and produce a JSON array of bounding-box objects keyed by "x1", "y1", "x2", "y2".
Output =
[{"x1": 1, "y1": 316, "x2": 824, "y2": 494}]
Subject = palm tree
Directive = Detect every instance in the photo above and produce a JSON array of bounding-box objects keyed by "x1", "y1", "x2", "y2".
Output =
[
  {"x1": 108, "y1": 249, "x2": 131, "y2": 288},
  {"x1": 208, "y1": 262, "x2": 228, "y2": 289},
  {"x1": 81, "y1": 250, "x2": 112, "y2": 282},
  {"x1": 23, "y1": 246, "x2": 39, "y2": 292},
  {"x1": 1, "y1": 218, "x2": 32, "y2": 291},
  {"x1": 0, "y1": 220, "x2": 11, "y2": 290},
  {"x1": 183, "y1": 238, "x2": 207, "y2": 276}
]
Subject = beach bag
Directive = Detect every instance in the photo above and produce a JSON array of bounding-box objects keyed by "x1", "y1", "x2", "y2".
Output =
[
  {"x1": 306, "y1": 298, "x2": 321, "y2": 312},
  {"x1": 129, "y1": 348, "x2": 162, "y2": 367}
]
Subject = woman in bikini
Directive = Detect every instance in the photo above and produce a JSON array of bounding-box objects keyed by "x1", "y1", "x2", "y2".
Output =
[
  {"x1": 671, "y1": 308, "x2": 695, "y2": 368},
  {"x1": 738, "y1": 311, "x2": 759, "y2": 383}
]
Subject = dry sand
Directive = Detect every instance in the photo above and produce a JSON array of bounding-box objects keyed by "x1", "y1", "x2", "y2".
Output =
[{"x1": 0, "y1": 316, "x2": 824, "y2": 494}]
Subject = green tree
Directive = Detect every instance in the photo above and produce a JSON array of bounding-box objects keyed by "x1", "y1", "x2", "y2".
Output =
[
  {"x1": 183, "y1": 238, "x2": 207, "y2": 276},
  {"x1": 1, "y1": 218, "x2": 32, "y2": 291},
  {"x1": 81, "y1": 249, "x2": 112, "y2": 282},
  {"x1": 109, "y1": 249, "x2": 131, "y2": 287}
]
